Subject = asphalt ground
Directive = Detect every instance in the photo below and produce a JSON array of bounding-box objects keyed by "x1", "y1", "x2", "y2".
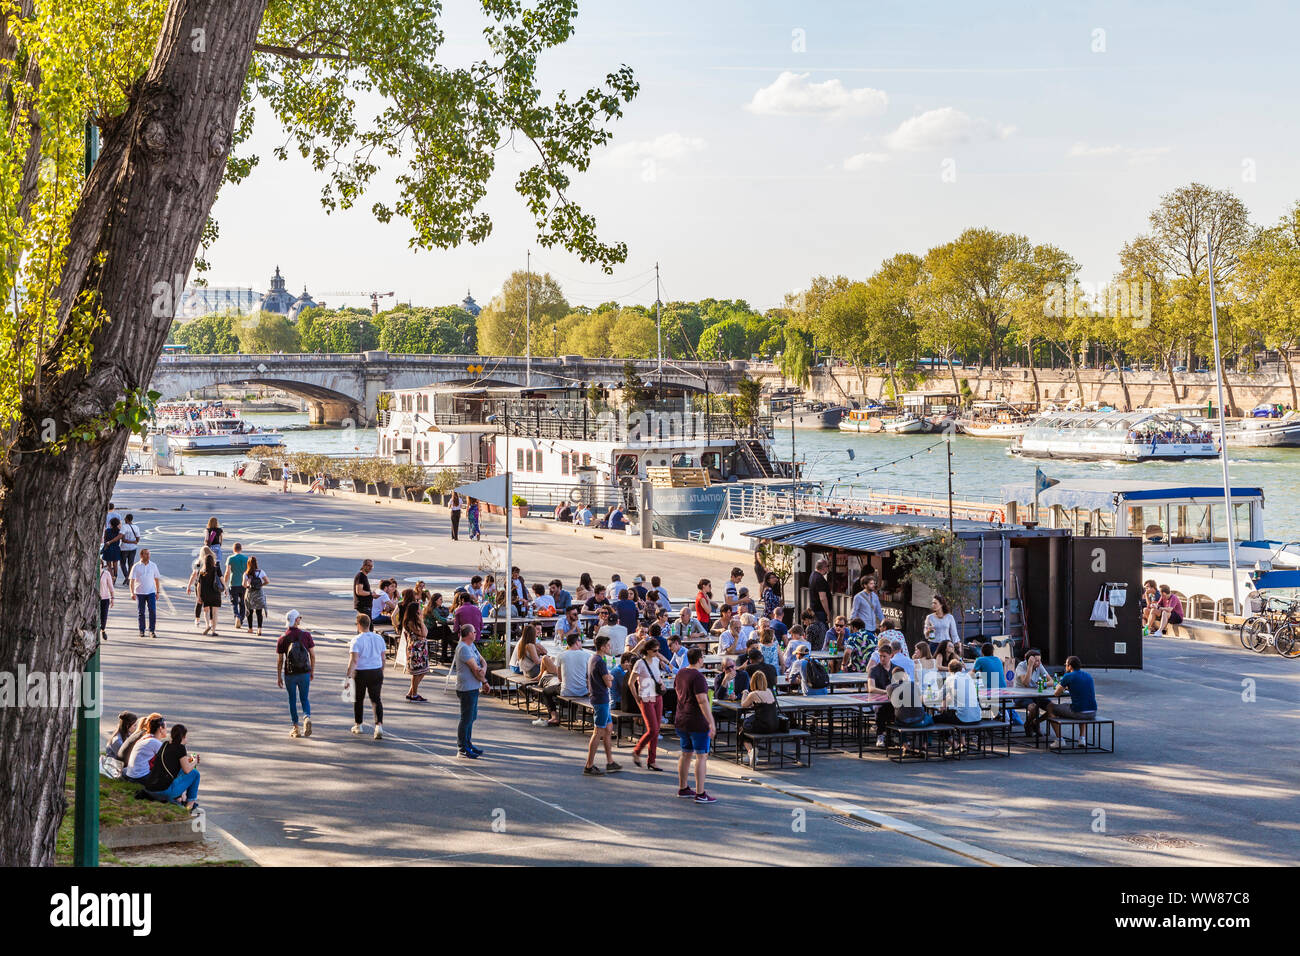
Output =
[{"x1": 98, "y1": 475, "x2": 1300, "y2": 866}]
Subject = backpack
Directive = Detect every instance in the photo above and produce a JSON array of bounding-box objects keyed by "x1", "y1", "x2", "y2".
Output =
[
  {"x1": 803, "y1": 656, "x2": 830, "y2": 690},
  {"x1": 284, "y1": 636, "x2": 311, "y2": 675}
]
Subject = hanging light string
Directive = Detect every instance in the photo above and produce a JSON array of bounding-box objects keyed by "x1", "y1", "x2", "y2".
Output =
[{"x1": 834, "y1": 438, "x2": 948, "y2": 481}]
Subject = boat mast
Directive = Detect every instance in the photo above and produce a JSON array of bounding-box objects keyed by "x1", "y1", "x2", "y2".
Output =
[
  {"x1": 655, "y1": 262, "x2": 662, "y2": 385},
  {"x1": 1208, "y1": 234, "x2": 1241, "y2": 615}
]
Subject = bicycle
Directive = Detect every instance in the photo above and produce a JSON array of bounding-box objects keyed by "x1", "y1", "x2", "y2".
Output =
[{"x1": 1239, "y1": 594, "x2": 1300, "y2": 658}]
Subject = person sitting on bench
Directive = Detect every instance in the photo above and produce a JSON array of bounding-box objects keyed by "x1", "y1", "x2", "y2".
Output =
[
  {"x1": 739, "y1": 670, "x2": 783, "y2": 766},
  {"x1": 1048, "y1": 655, "x2": 1097, "y2": 724},
  {"x1": 934, "y1": 659, "x2": 982, "y2": 727}
]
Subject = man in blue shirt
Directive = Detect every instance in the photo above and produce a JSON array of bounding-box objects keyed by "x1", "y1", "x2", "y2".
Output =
[
  {"x1": 548, "y1": 579, "x2": 573, "y2": 611},
  {"x1": 1050, "y1": 655, "x2": 1097, "y2": 720},
  {"x1": 971, "y1": 642, "x2": 1007, "y2": 691},
  {"x1": 612, "y1": 590, "x2": 640, "y2": 633}
]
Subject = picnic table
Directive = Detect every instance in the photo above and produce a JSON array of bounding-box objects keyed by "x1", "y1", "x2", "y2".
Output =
[{"x1": 776, "y1": 672, "x2": 872, "y2": 694}]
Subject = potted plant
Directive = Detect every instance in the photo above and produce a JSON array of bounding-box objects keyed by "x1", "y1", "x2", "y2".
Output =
[
  {"x1": 512, "y1": 493, "x2": 528, "y2": 518},
  {"x1": 479, "y1": 638, "x2": 506, "y2": 668}
]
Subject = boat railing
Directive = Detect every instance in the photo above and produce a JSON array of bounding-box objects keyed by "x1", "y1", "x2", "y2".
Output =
[{"x1": 721, "y1": 484, "x2": 1007, "y2": 523}]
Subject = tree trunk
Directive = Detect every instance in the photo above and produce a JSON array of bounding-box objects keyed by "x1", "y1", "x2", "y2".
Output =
[
  {"x1": 1026, "y1": 336, "x2": 1039, "y2": 404},
  {"x1": 1285, "y1": 347, "x2": 1298, "y2": 410},
  {"x1": 946, "y1": 354, "x2": 961, "y2": 397},
  {"x1": 887, "y1": 365, "x2": 900, "y2": 405},
  {"x1": 1067, "y1": 347, "x2": 1086, "y2": 405},
  {"x1": 1111, "y1": 352, "x2": 1132, "y2": 411},
  {"x1": 0, "y1": 0, "x2": 267, "y2": 867},
  {"x1": 1166, "y1": 356, "x2": 1180, "y2": 403}
]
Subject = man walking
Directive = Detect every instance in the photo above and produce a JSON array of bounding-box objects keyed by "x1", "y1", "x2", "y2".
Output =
[
  {"x1": 583, "y1": 634, "x2": 622, "y2": 776},
  {"x1": 225, "y1": 542, "x2": 249, "y2": 629},
  {"x1": 118, "y1": 513, "x2": 142, "y2": 582},
  {"x1": 453, "y1": 623, "x2": 488, "y2": 759},
  {"x1": 276, "y1": 609, "x2": 316, "y2": 739},
  {"x1": 674, "y1": 648, "x2": 717, "y2": 804},
  {"x1": 346, "y1": 612, "x2": 386, "y2": 739},
  {"x1": 128, "y1": 547, "x2": 162, "y2": 639}
]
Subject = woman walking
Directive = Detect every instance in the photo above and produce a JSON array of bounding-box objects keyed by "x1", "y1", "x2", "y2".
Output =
[
  {"x1": 204, "y1": 516, "x2": 224, "y2": 566},
  {"x1": 189, "y1": 546, "x2": 214, "y2": 628},
  {"x1": 243, "y1": 555, "x2": 269, "y2": 635},
  {"x1": 449, "y1": 491, "x2": 463, "y2": 541},
  {"x1": 102, "y1": 519, "x2": 125, "y2": 586},
  {"x1": 466, "y1": 498, "x2": 481, "y2": 540},
  {"x1": 190, "y1": 553, "x2": 222, "y2": 636},
  {"x1": 98, "y1": 558, "x2": 116, "y2": 642},
  {"x1": 400, "y1": 593, "x2": 430, "y2": 701},
  {"x1": 629, "y1": 637, "x2": 666, "y2": 771}
]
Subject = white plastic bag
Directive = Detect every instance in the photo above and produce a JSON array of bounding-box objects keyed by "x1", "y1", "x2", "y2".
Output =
[
  {"x1": 340, "y1": 677, "x2": 355, "y2": 704},
  {"x1": 1108, "y1": 585, "x2": 1127, "y2": 608}
]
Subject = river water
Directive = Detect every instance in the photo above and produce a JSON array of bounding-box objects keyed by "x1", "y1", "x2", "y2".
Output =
[{"x1": 179, "y1": 412, "x2": 1300, "y2": 544}]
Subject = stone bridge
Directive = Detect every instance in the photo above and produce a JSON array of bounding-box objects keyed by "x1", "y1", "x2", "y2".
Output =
[{"x1": 151, "y1": 352, "x2": 752, "y2": 425}]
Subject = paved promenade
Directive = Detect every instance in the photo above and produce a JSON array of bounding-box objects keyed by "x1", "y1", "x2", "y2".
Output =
[{"x1": 99, "y1": 475, "x2": 1300, "y2": 866}]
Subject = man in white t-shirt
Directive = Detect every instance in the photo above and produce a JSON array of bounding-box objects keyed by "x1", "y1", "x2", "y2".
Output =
[
  {"x1": 128, "y1": 548, "x2": 162, "y2": 639},
  {"x1": 559, "y1": 637, "x2": 594, "y2": 698},
  {"x1": 578, "y1": 505, "x2": 594, "y2": 526},
  {"x1": 609, "y1": 574, "x2": 628, "y2": 600},
  {"x1": 529, "y1": 583, "x2": 556, "y2": 615},
  {"x1": 595, "y1": 606, "x2": 629, "y2": 656}
]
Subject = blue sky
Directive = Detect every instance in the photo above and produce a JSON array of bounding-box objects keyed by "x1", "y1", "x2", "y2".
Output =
[{"x1": 204, "y1": 0, "x2": 1300, "y2": 312}]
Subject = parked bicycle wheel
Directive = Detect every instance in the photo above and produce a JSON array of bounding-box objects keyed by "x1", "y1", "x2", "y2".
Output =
[
  {"x1": 1239, "y1": 616, "x2": 1271, "y2": 653},
  {"x1": 1275, "y1": 623, "x2": 1300, "y2": 659}
]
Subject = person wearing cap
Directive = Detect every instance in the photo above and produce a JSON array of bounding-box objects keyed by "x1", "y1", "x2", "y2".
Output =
[
  {"x1": 630, "y1": 574, "x2": 649, "y2": 602},
  {"x1": 276, "y1": 610, "x2": 316, "y2": 738}
]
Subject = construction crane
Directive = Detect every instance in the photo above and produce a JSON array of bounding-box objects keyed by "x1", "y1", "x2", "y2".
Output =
[{"x1": 317, "y1": 290, "x2": 396, "y2": 315}]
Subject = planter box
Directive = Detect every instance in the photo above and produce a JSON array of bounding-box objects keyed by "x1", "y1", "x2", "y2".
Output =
[
  {"x1": 101, "y1": 819, "x2": 202, "y2": 849},
  {"x1": 515, "y1": 506, "x2": 528, "y2": 518},
  {"x1": 269, "y1": 467, "x2": 283, "y2": 480},
  {"x1": 374, "y1": 482, "x2": 391, "y2": 496}
]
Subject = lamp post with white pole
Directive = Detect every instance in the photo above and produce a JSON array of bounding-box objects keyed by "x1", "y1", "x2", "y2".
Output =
[{"x1": 1208, "y1": 234, "x2": 1241, "y2": 616}]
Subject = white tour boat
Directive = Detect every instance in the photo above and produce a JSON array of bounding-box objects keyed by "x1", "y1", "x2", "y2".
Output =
[
  {"x1": 1010, "y1": 409, "x2": 1218, "y2": 461},
  {"x1": 131, "y1": 401, "x2": 285, "y2": 454}
]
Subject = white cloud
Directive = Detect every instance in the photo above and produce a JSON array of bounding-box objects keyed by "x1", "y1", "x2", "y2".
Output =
[
  {"x1": 1068, "y1": 142, "x2": 1171, "y2": 164},
  {"x1": 843, "y1": 152, "x2": 890, "y2": 171},
  {"x1": 608, "y1": 132, "x2": 706, "y2": 164},
  {"x1": 746, "y1": 71, "x2": 888, "y2": 118},
  {"x1": 884, "y1": 107, "x2": 1014, "y2": 151}
]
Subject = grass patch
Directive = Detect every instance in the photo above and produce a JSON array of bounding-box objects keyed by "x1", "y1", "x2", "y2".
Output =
[{"x1": 55, "y1": 738, "x2": 188, "y2": 866}]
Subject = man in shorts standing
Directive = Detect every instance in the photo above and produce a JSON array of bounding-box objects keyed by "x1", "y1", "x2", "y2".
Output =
[
  {"x1": 674, "y1": 647, "x2": 717, "y2": 804},
  {"x1": 583, "y1": 634, "x2": 622, "y2": 776}
]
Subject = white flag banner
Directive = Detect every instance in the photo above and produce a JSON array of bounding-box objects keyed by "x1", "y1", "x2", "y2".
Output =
[{"x1": 455, "y1": 474, "x2": 509, "y2": 507}]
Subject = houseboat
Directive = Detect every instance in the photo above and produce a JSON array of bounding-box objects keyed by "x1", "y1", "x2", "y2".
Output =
[
  {"x1": 999, "y1": 478, "x2": 1299, "y2": 625},
  {"x1": 1226, "y1": 408, "x2": 1300, "y2": 447},
  {"x1": 1010, "y1": 409, "x2": 1218, "y2": 461},
  {"x1": 956, "y1": 401, "x2": 1033, "y2": 439},
  {"x1": 375, "y1": 384, "x2": 790, "y2": 540}
]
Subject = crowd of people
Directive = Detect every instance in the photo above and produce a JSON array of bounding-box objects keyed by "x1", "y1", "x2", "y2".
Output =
[{"x1": 104, "y1": 711, "x2": 202, "y2": 814}]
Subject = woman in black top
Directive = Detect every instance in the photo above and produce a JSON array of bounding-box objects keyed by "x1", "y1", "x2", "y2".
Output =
[
  {"x1": 196, "y1": 554, "x2": 222, "y2": 635},
  {"x1": 143, "y1": 724, "x2": 201, "y2": 810},
  {"x1": 102, "y1": 520, "x2": 125, "y2": 585}
]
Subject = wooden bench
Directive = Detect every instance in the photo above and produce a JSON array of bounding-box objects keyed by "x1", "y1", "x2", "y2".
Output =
[
  {"x1": 883, "y1": 724, "x2": 954, "y2": 763},
  {"x1": 736, "y1": 729, "x2": 812, "y2": 769},
  {"x1": 1045, "y1": 715, "x2": 1114, "y2": 754},
  {"x1": 558, "y1": 695, "x2": 594, "y2": 731}
]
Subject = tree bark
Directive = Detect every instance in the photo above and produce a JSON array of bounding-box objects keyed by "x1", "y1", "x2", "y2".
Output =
[
  {"x1": 1026, "y1": 336, "x2": 1039, "y2": 404},
  {"x1": 1110, "y1": 352, "x2": 1132, "y2": 411},
  {"x1": 0, "y1": 0, "x2": 268, "y2": 867},
  {"x1": 1285, "y1": 347, "x2": 1298, "y2": 410}
]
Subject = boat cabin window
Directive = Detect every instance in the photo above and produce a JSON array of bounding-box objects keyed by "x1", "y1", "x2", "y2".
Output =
[
  {"x1": 1210, "y1": 502, "x2": 1252, "y2": 542},
  {"x1": 1128, "y1": 505, "x2": 1168, "y2": 545},
  {"x1": 616, "y1": 454, "x2": 639, "y2": 477},
  {"x1": 1170, "y1": 503, "x2": 1212, "y2": 545}
]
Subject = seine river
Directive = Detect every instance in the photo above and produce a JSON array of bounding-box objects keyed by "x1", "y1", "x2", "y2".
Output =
[{"x1": 180, "y1": 412, "x2": 1300, "y2": 544}]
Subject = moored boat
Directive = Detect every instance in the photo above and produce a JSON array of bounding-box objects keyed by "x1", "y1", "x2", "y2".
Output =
[{"x1": 1010, "y1": 410, "x2": 1217, "y2": 461}]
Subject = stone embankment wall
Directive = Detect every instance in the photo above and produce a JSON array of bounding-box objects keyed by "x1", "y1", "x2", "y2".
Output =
[{"x1": 749, "y1": 363, "x2": 1300, "y2": 413}]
